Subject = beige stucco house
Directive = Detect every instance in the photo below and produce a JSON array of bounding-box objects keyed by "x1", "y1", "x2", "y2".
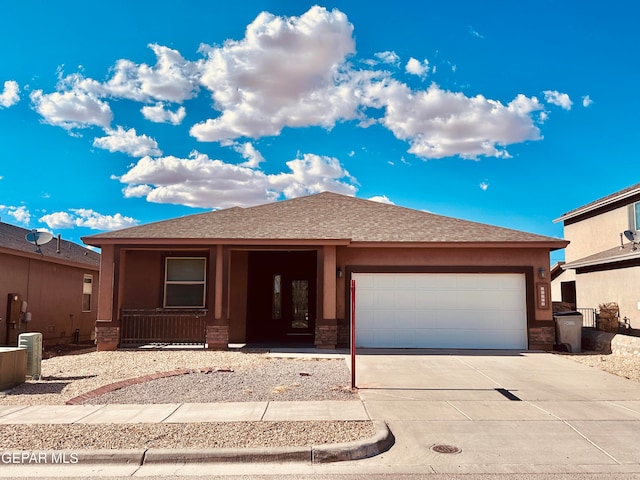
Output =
[
  {"x1": 0, "y1": 221, "x2": 100, "y2": 346},
  {"x1": 83, "y1": 192, "x2": 566, "y2": 351},
  {"x1": 553, "y1": 182, "x2": 640, "y2": 328}
]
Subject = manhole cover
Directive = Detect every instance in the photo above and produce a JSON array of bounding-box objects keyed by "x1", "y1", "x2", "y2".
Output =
[{"x1": 430, "y1": 444, "x2": 462, "y2": 454}]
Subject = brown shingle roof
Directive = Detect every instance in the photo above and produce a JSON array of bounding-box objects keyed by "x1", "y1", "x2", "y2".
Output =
[
  {"x1": 563, "y1": 242, "x2": 640, "y2": 270},
  {"x1": 84, "y1": 192, "x2": 565, "y2": 246},
  {"x1": 0, "y1": 222, "x2": 100, "y2": 268},
  {"x1": 555, "y1": 182, "x2": 640, "y2": 223}
]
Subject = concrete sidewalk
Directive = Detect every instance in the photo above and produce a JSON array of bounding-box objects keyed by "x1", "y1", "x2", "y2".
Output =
[{"x1": 0, "y1": 400, "x2": 370, "y2": 424}]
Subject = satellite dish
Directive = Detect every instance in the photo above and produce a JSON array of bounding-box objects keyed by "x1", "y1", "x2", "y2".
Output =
[
  {"x1": 25, "y1": 230, "x2": 54, "y2": 253},
  {"x1": 624, "y1": 230, "x2": 637, "y2": 242}
]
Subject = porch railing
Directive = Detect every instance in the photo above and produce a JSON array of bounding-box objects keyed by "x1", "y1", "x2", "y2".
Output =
[
  {"x1": 120, "y1": 309, "x2": 207, "y2": 346},
  {"x1": 576, "y1": 308, "x2": 597, "y2": 328}
]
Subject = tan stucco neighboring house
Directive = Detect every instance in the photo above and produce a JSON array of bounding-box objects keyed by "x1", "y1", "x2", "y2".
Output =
[
  {"x1": 553, "y1": 182, "x2": 640, "y2": 328},
  {"x1": 0, "y1": 221, "x2": 100, "y2": 346},
  {"x1": 82, "y1": 192, "x2": 567, "y2": 351}
]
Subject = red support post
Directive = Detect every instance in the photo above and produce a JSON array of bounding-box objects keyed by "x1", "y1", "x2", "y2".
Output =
[{"x1": 350, "y1": 279, "x2": 356, "y2": 389}]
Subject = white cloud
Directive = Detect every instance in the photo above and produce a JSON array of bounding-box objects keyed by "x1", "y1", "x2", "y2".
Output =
[
  {"x1": 117, "y1": 151, "x2": 356, "y2": 209},
  {"x1": 374, "y1": 51, "x2": 400, "y2": 66},
  {"x1": 30, "y1": 89, "x2": 112, "y2": 129},
  {"x1": 38, "y1": 211, "x2": 75, "y2": 229},
  {"x1": 39, "y1": 209, "x2": 138, "y2": 230},
  {"x1": 191, "y1": 6, "x2": 359, "y2": 142},
  {"x1": 18, "y1": 6, "x2": 565, "y2": 167},
  {"x1": 269, "y1": 153, "x2": 357, "y2": 199},
  {"x1": 230, "y1": 142, "x2": 265, "y2": 168},
  {"x1": 101, "y1": 44, "x2": 200, "y2": 103},
  {"x1": 405, "y1": 57, "x2": 429, "y2": 77},
  {"x1": 582, "y1": 95, "x2": 593, "y2": 107},
  {"x1": 469, "y1": 27, "x2": 485, "y2": 39},
  {"x1": 0, "y1": 80, "x2": 20, "y2": 108},
  {"x1": 543, "y1": 90, "x2": 572, "y2": 110},
  {"x1": 368, "y1": 195, "x2": 394, "y2": 205},
  {"x1": 363, "y1": 80, "x2": 543, "y2": 159},
  {"x1": 93, "y1": 126, "x2": 162, "y2": 157},
  {"x1": 141, "y1": 102, "x2": 186, "y2": 125},
  {"x1": 479, "y1": 181, "x2": 489, "y2": 191},
  {"x1": 0, "y1": 205, "x2": 31, "y2": 224}
]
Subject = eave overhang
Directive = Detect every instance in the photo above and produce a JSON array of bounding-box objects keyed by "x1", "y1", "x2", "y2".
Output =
[{"x1": 0, "y1": 245, "x2": 100, "y2": 271}]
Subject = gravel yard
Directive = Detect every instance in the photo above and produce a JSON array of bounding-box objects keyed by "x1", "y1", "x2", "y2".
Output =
[
  {"x1": 0, "y1": 348, "x2": 371, "y2": 450},
  {"x1": 0, "y1": 349, "x2": 289, "y2": 406},
  {"x1": 90, "y1": 357, "x2": 357, "y2": 404},
  {"x1": 559, "y1": 351, "x2": 640, "y2": 382},
  {"x1": 1, "y1": 421, "x2": 375, "y2": 450}
]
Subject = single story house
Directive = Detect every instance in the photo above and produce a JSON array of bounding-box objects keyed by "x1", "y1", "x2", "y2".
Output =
[
  {"x1": 0, "y1": 221, "x2": 100, "y2": 346},
  {"x1": 83, "y1": 192, "x2": 567, "y2": 351},
  {"x1": 553, "y1": 182, "x2": 640, "y2": 328}
]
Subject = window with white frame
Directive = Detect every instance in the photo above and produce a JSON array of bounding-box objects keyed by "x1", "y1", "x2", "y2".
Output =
[
  {"x1": 82, "y1": 274, "x2": 93, "y2": 312},
  {"x1": 164, "y1": 257, "x2": 206, "y2": 308},
  {"x1": 635, "y1": 202, "x2": 640, "y2": 230}
]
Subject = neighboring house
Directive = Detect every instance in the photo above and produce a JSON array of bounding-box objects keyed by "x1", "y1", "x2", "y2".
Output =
[
  {"x1": 553, "y1": 182, "x2": 640, "y2": 328},
  {"x1": 0, "y1": 221, "x2": 100, "y2": 346},
  {"x1": 83, "y1": 192, "x2": 566, "y2": 351}
]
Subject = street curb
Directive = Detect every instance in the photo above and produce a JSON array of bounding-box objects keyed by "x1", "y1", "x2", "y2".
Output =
[
  {"x1": 143, "y1": 446, "x2": 310, "y2": 464},
  {"x1": 312, "y1": 420, "x2": 394, "y2": 463},
  {"x1": 141, "y1": 420, "x2": 393, "y2": 464},
  {"x1": 21, "y1": 421, "x2": 393, "y2": 465},
  {"x1": 76, "y1": 449, "x2": 146, "y2": 464}
]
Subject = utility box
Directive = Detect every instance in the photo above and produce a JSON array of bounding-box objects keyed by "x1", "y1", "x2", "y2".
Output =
[
  {"x1": 18, "y1": 332, "x2": 42, "y2": 380},
  {"x1": 554, "y1": 311, "x2": 583, "y2": 353},
  {"x1": 0, "y1": 347, "x2": 26, "y2": 390}
]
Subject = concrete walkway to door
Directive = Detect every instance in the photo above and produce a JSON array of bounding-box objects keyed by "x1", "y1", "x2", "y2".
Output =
[{"x1": 341, "y1": 349, "x2": 640, "y2": 475}]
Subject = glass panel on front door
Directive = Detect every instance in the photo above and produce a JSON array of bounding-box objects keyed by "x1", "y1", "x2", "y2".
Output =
[
  {"x1": 291, "y1": 280, "x2": 309, "y2": 329},
  {"x1": 272, "y1": 274, "x2": 282, "y2": 319}
]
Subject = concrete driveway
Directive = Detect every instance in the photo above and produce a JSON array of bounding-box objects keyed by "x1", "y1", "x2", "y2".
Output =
[{"x1": 342, "y1": 349, "x2": 640, "y2": 475}]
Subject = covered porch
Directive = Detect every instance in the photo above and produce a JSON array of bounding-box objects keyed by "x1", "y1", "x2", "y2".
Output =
[{"x1": 93, "y1": 242, "x2": 345, "y2": 351}]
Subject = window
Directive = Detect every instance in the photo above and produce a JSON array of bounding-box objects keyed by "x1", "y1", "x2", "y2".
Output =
[
  {"x1": 272, "y1": 274, "x2": 282, "y2": 319},
  {"x1": 635, "y1": 202, "x2": 640, "y2": 230},
  {"x1": 82, "y1": 274, "x2": 93, "y2": 312},
  {"x1": 164, "y1": 257, "x2": 206, "y2": 308}
]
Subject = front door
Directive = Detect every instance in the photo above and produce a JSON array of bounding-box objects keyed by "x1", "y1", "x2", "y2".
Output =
[{"x1": 247, "y1": 251, "x2": 317, "y2": 343}]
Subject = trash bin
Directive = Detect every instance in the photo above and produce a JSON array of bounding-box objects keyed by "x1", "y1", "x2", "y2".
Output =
[{"x1": 554, "y1": 311, "x2": 583, "y2": 353}]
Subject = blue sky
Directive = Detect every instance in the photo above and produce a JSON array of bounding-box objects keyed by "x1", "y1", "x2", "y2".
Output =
[{"x1": 0, "y1": 1, "x2": 637, "y2": 264}]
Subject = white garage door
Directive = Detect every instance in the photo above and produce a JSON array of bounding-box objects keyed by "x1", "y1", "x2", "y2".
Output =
[{"x1": 353, "y1": 273, "x2": 527, "y2": 349}]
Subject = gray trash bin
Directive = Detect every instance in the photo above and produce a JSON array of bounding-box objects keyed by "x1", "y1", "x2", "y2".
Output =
[{"x1": 554, "y1": 311, "x2": 583, "y2": 353}]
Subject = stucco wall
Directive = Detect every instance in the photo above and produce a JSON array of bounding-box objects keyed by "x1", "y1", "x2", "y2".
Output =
[
  {"x1": 229, "y1": 251, "x2": 248, "y2": 342},
  {"x1": 564, "y1": 206, "x2": 630, "y2": 262},
  {"x1": 0, "y1": 252, "x2": 98, "y2": 346},
  {"x1": 551, "y1": 268, "x2": 576, "y2": 303},
  {"x1": 576, "y1": 267, "x2": 640, "y2": 328},
  {"x1": 121, "y1": 251, "x2": 163, "y2": 308},
  {"x1": 335, "y1": 246, "x2": 553, "y2": 323}
]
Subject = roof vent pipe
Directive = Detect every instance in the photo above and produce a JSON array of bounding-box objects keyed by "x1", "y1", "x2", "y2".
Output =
[{"x1": 56, "y1": 234, "x2": 61, "y2": 254}]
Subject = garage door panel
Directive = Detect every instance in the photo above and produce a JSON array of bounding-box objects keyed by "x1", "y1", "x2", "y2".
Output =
[
  {"x1": 372, "y1": 275, "x2": 397, "y2": 288},
  {"x1": 393, "y1": 309, "x2": 415, "y2": 325},
  {"x1": 415, "y1": 291, "x2": 441, "y2": 308},
  {"x1": 393, "y1": 290, "x2": 416, "y2": 308},
  {"x1": 392, "y1": 274, "x2": 416, "y2": 289},
  {"x1": 353, "y1": 273, "x2": 527, "y2": 349}
]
